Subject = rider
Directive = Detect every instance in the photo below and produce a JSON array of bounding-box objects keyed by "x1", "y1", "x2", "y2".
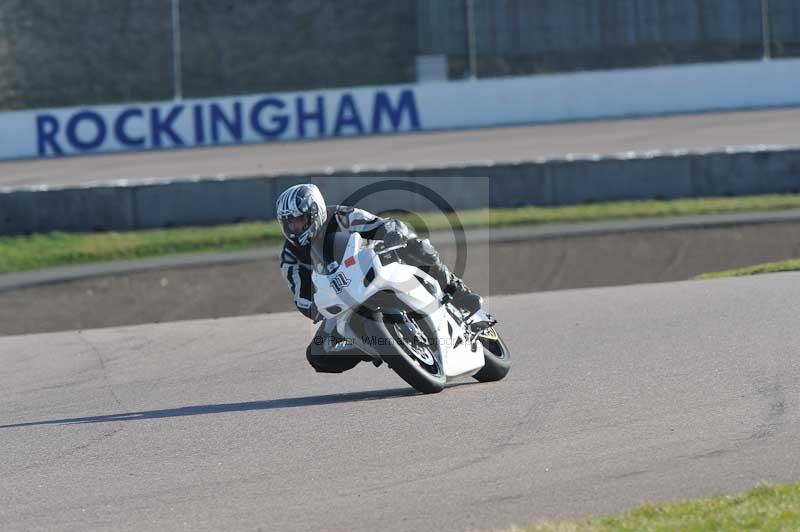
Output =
[{"x1": 276, "y1": 183, "x2": 482, "y2": 374}]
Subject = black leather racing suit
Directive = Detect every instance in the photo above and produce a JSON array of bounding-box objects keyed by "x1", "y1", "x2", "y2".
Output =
[{"x1": 279, "y1": 205, "x2": 454, "y2": 373}]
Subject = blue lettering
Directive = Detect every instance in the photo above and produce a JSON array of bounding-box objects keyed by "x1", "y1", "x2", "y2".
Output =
[
  {"x1": 371, "y1": 89, "x2": 420, "y2": 133},
  {"x1": 114, "y1": 108, "x2": 145, "y2": 147},
  {"x1": 210, "y1": 102, "x2": 243, "y2": 143},
  {"x1": 150, "y1": 105, "x2": 185, "y2": 147},
  {"x1": 193, "y1": 104, "x2": 206, "y2": 144},
  {"x1": 36, "y1": 114, "x2": 62, "y2": 156},
  {"x1": 250, "y1": 97, "x2": 289, "y2": 139},
  {"x1": 333, "y1": 94, "x2": 364, "y2": 136},
  {"x1": 66, "y1": 110, "x2": 107, "y2": 151},
  {"x1": 296, "y1": 96, "x2": 326, "y2": 138}
]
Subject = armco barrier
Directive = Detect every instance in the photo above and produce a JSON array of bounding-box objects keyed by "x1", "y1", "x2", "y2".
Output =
[{"x1": 2, "y1": 146, "x2": 800, "y2": 236}]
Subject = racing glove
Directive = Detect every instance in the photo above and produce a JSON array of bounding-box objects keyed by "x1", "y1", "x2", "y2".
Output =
[
  {"x1": 382, "y1": 230, "x2": 408, "y2": 249},
  {"x1": 379, "y1": 218, "x2": 410, "y2": 248}
]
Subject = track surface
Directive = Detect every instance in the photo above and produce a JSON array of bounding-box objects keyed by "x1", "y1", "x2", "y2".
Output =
[
  {"x1": 2, "y1": 275, "x2": 799, "y2": 531},
  {"x1": 1, "y1": 107, "x2": 798, "y2": 187}
]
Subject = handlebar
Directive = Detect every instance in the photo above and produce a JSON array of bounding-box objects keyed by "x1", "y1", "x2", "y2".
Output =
[{"x1": 373, "y1": 240, "x2": 408, "y2": 255}]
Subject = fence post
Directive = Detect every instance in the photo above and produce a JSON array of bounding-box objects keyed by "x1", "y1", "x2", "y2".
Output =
[
  {"x1": 465, "y1": 0, "x2": 478, "y2": 78},
  {"x1": 761, "y1": 0, "x2": 772, "y2": 60},
  {"x1": 171, "y1": 0, "x2": 183, "y2": 99}
]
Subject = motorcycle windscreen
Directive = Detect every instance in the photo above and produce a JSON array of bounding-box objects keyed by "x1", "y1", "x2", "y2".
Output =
[{"x1": 310, "y1": 230, "x2": 351, "y2": 274}]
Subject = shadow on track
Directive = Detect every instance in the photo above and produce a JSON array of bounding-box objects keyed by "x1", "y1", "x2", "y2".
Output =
[{"x1": 0, "y1": 387, "x2": 423, "y2": 429}]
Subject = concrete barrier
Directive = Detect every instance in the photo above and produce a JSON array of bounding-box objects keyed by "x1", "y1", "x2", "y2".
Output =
[
  {"x1": 5, "y1": 59, "x2": 800, "y2": 161},
  {"x1": 2, "y1": 146, "x2": 800, "y2": 236},
  {"x1": 0, "y1": 185, "x2": 135, "y2": 234},
  {"x1": 133, "y1": 178, "x2": 276, "y2": 229}
]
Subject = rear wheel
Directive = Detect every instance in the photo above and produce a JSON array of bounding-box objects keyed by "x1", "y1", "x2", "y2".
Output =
[{"x1": 472, "y1": 326, "x2": 511, "y2": 382}]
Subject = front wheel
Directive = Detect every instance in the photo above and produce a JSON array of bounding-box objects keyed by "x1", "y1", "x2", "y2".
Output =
[
  {"x1": 472, "y1": 326, "x2": 512, "y2": 382},
  {"x1": 349, "y1": 307, "x2": 445, "y2": 394},
  {"x1": 383, "y1": 312, "x2": 446, "y2": 394}
]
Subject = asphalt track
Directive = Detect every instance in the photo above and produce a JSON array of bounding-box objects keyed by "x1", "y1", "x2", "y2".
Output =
[
  {"x1": 1, "y1": 107, "x2": 799, "y2": 187},
  {"x1": 1, "y1": 274, "x2": 799, "y2": 531}
]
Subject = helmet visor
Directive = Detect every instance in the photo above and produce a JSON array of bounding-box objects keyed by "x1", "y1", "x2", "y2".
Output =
[{"x1": 280, "y1": 213, "x2": 311, "y2": 240}]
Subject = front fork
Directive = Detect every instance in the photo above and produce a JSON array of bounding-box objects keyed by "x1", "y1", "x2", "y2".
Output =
[{"x1": 463, "y1": 306, "x2": 498, "y2": 346}]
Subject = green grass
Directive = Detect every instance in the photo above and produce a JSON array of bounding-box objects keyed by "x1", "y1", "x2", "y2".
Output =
[
  {"x1": 513, "y1": 481, "x2": 800, "y2": 531},
  {"x1": 0, "y1": 222, "x2": 285, "y2": 274},
  {"x1": 3, "y1": 193, "x2": 800, "y2": 275},
  {"x1": 466, "y1": 194, "x2": 800, "y2": 228},
  {"x1": 695, "y1": 259, "x2": 800, "y2": 280}
]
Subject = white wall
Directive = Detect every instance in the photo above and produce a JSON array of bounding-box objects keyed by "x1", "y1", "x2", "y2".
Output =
[
  {"x1": 417, "y1": 58, "x2": 800, "y2": 128},
  {"x1": 1, "y1": 58, "x2": 799, "y2": 161}
]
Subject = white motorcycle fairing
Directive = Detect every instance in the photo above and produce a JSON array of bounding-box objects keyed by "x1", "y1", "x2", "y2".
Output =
[{"x1": 312, "y1": 233, "x2": 486, "y2": 380}]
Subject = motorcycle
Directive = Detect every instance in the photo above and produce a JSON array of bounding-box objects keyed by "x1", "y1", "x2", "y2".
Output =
[{"x1": 310, "y1": 231, "x2": 511, "y2": 394}]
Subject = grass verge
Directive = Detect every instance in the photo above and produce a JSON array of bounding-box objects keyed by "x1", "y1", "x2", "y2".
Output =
[
  {"x1": 514, "y1": 481, "x2": 800, "y2": 531},
  {"x1": 3, "y1": 193, "x2": 800, "y2": 274},
  {"x1": 695, "y1": 259, "x2": 800, "y2": 280}
]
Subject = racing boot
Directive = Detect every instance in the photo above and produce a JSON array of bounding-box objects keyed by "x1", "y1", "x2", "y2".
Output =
[{"x1": 445, "y1": 273, "x2": 483, "y2": 315}]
